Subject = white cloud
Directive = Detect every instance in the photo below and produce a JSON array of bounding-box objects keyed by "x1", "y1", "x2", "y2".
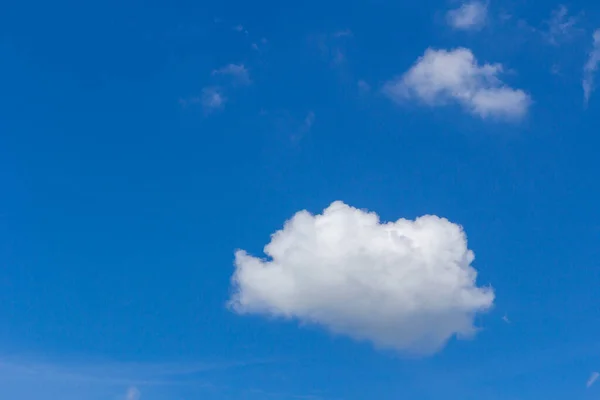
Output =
[
  {"x1": 447, "y1": 1, "x2": 487, "y2": 31},
  {"x1": 583, "y1": 30, "x2": 600, "y2": 104},
  {"x1": 126, "y1": 386, "x2": 141, "y2": 400},
  {"x1": 201, "y1": 87, "x2": 225, "y2": 112},
  {"x1": 383, "y1": 48, "x2": 530, "y2": 120},
  {"x1": 229, "y1": 201, "x2": 495, "y2": 354},
  {"x1": 212, "y1": 64, "x2": 251, "y2": 85}
]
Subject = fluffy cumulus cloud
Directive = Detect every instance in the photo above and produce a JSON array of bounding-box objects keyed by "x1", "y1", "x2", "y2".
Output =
[
  {"x1": 229, "y1": 201, "x2": 495, "y2": 354},
  {"x1": 447, "y1": 1, "x2": 487, "y2": 31},
  {"x1": 383, "y1": 48, "x2": 530, "y2": 120},
  {"x1": 583, "y1": 30, "x2": 600, "y2": 104}
]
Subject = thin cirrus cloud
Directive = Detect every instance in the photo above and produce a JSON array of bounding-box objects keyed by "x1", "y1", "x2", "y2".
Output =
[
  {"x1": 583, "y1": 30, "x2": 600, "y2": 105},
  {"x1": 0, "y1": 357, "x2": 257, "y2": 385},
  {"x1": 446, "y1": 1, "x2": 488, "y2": 31},
  {"x1": 383, "y1": 48, "x2": 531, "y2": 120},
  {"x1": 0, "y1": 356, "x2": 271, "y2": 399},
  {"x1": 228, "y1": 201, "x2": 495, "y2": 355}
]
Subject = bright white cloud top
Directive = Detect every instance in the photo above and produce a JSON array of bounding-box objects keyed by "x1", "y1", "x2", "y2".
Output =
[
  {"x1": 583, "y1": 30, "x2": 600, "y2": 104},
  {"x1": 228, "y1": 201, "x2": 495, "y2": 354},
  {"x1": 383, "y1": 48, "x2": 531, "y2": 120},
  {"x1": 446, "y1": 1, "x2": 487, "y2": 31}
]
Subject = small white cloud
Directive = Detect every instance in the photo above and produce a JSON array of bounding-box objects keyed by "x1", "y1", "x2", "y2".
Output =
[
  {"x1": 229, "y1": 201, "x2": 495, "y2": 354},
  {"x1": 383, "y1": 48, "x2": 530, "y2": 120},
  {"x1": 201, "y1": 87, "x2": 225, "y2": 112},
  {"x1": 587, "y1": 372, "x2": 599, "y2": 388},
  {"x1": 544, "y1": 5, "x2": 579, "y2": 45},
  {"x1": 583, "y1": 30, "x2": 600, "y2": 104},
  {"x1": 212, "y1": 64, "x2": 251, "y2": 86},
  {"x1": 126, "y1": 386, "x2": 141, "y2": 400},
  {"x1": 447, "y1": 1, "x2": 488, "y2": 31},
  {"x1": 502, "y1": 315, "x2": 510, "y2": 324}
]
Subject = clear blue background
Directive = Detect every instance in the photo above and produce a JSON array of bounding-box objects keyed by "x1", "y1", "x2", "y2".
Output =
[{"x1": 2, "y1": 0, "x2": 600, "y2": 399}]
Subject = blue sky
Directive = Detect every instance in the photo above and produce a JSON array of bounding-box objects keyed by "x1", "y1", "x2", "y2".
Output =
[{"x1": 2, "y1": 0, "x2": 600, "y2": 399}]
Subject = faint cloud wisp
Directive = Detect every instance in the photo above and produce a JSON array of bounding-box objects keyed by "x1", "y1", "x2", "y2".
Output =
[
  {"x1": 333, "y1": 29, "x2": 353, "y2": 38},
  {"x1": 357, "y1": 80, "x2": 371, "y2": 92},
  {"x1": 303, "y1": 111, "x2": 315, "y2": 130},
  {"x1": 201, "y1": 87, "x2": 226, "y2": 113},
  {"x1": 126, "y1": 386, "x2": 141, "y2": 400},
  {"x1": 587, "y1": 371, "x2": 599, "y2": 388},
  {"x1": 179, "y1": 87, "x2": 226, "y2": 113},
  {"x1": 583, "y1": 30, "x2": 600, "y2": 105},
  {"x1": 314, "y1": 30, "x2": 353, "y2": 67},
  {"x1": 212, "y1": 64, "x2": 252, "y2": 86},
  {"x1": 543, "y1": 5, "x2": 581, "y2": 45}
]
